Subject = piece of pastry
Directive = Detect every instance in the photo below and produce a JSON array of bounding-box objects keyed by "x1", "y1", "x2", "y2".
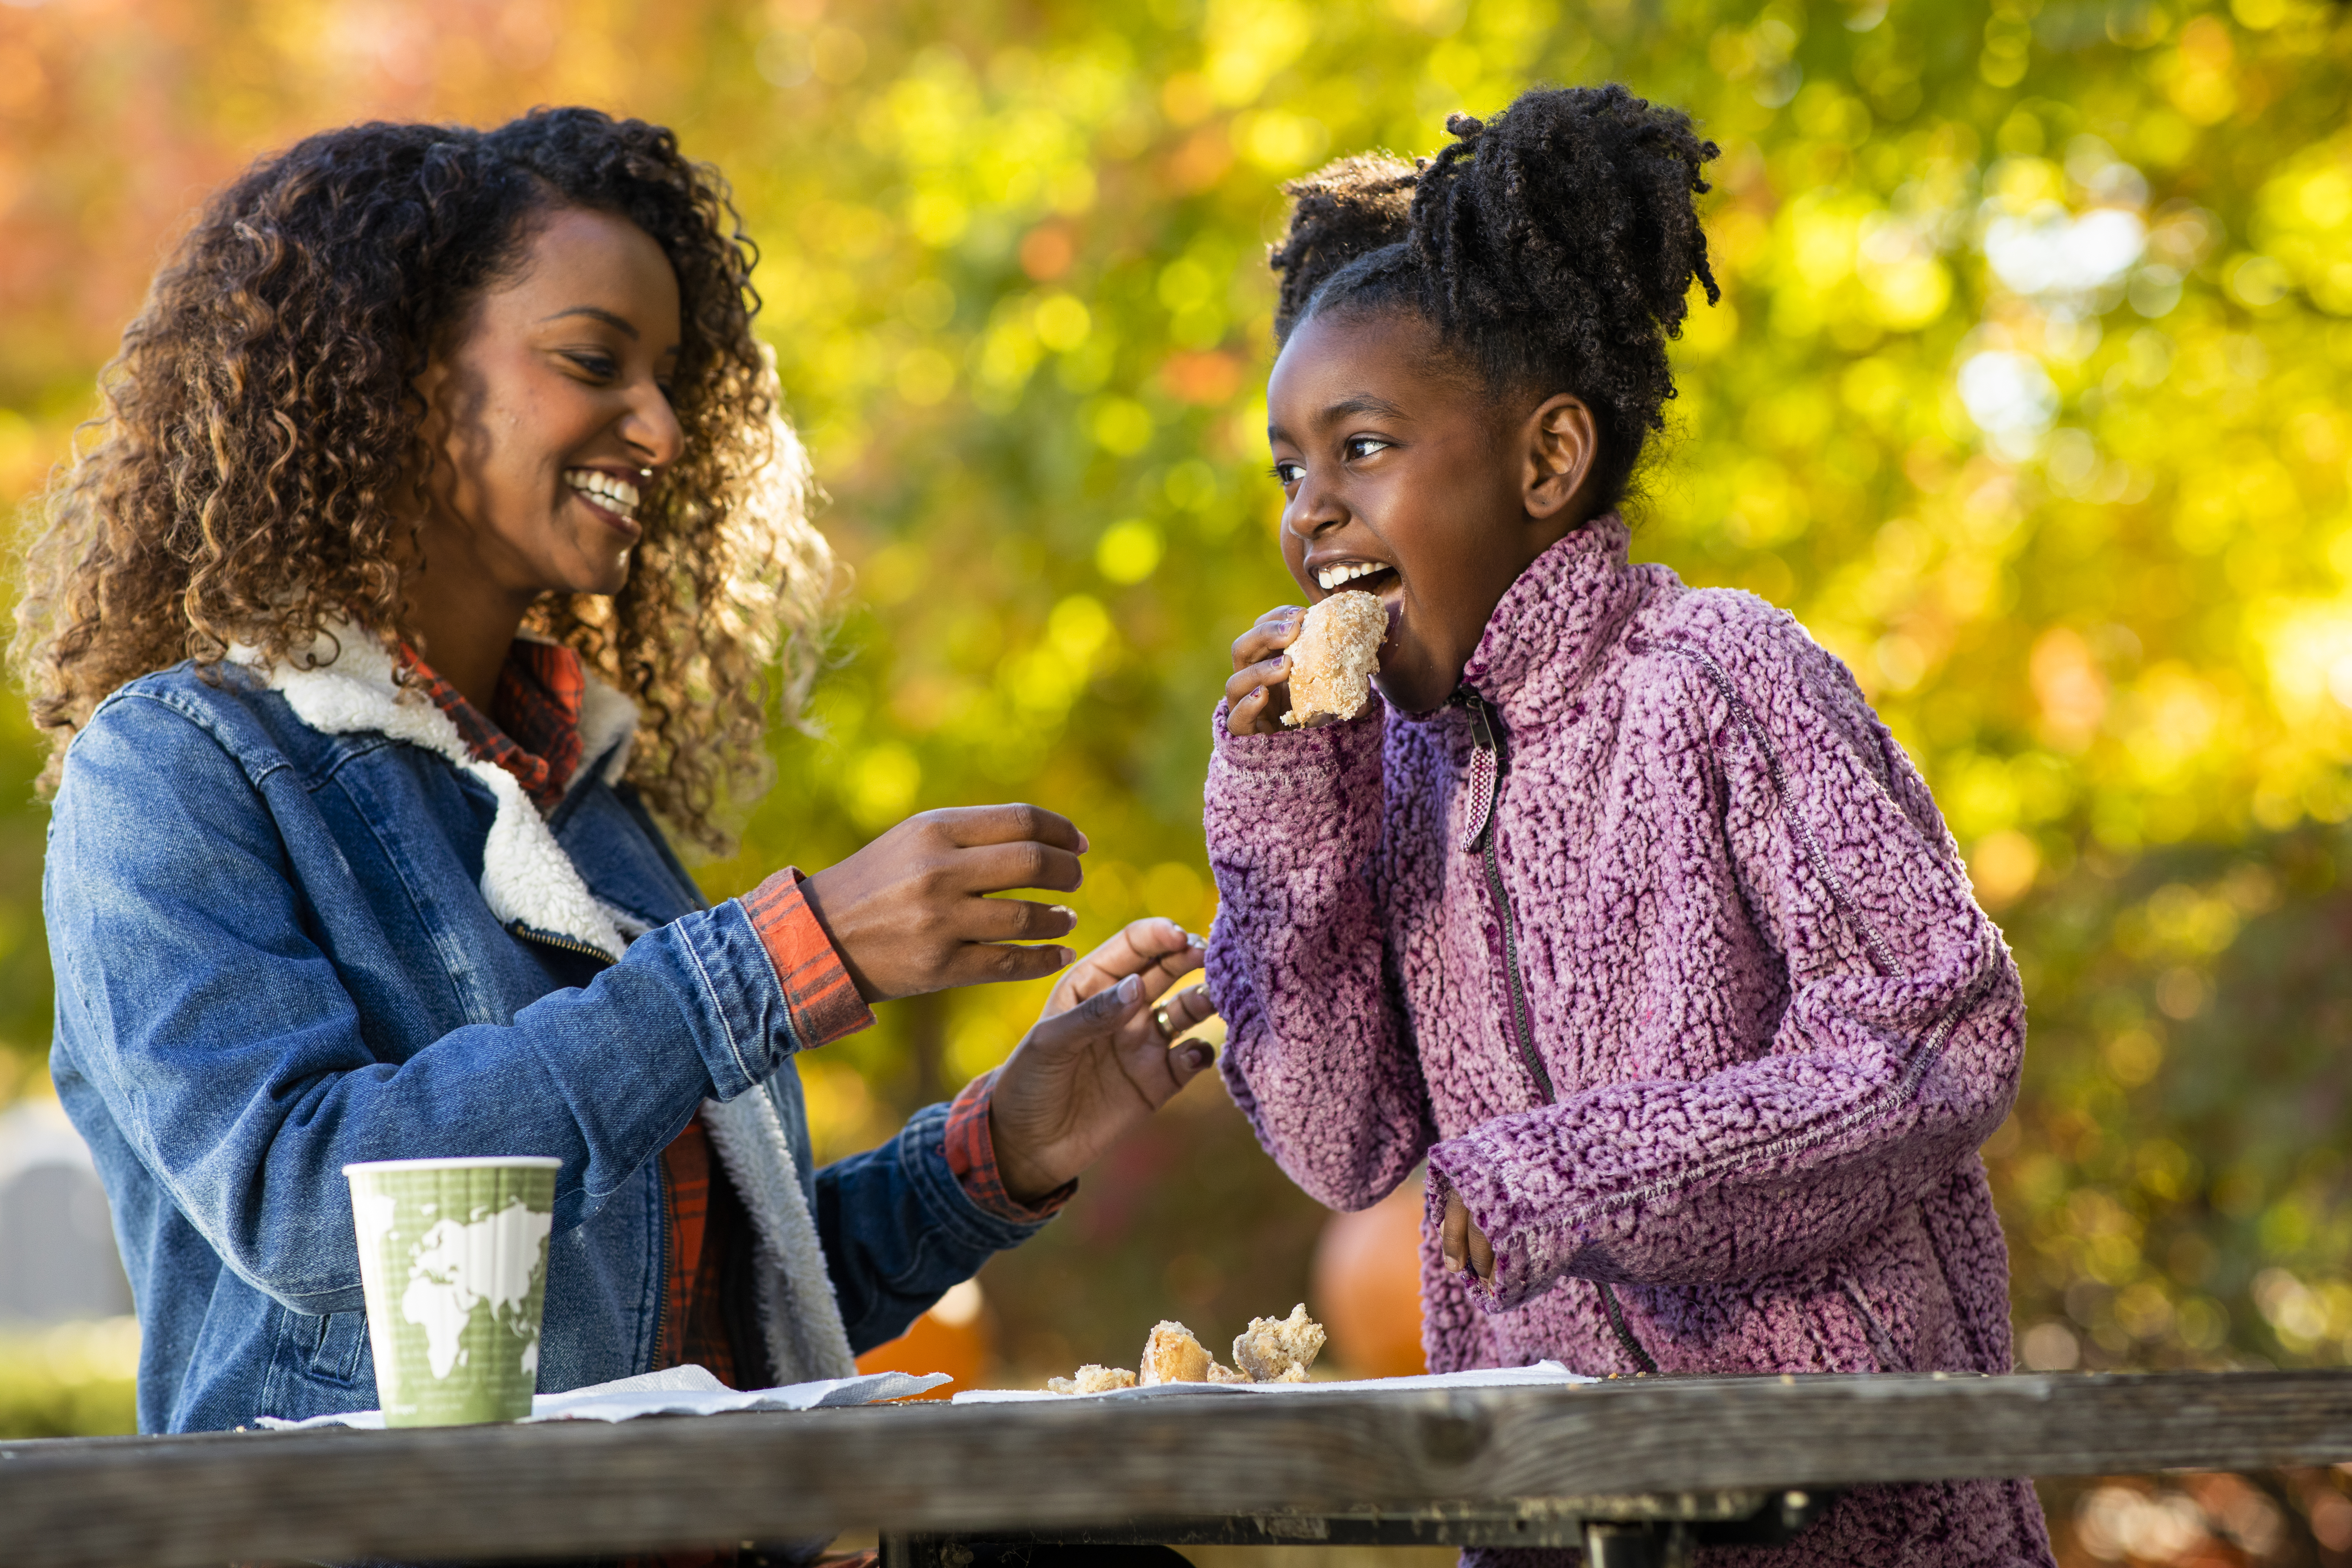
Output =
[
  {"x1": 1205, "y1": 1360, "x2": 1252, "y2": 1384},
  {"x1": 1282, "y1": 591, "x2": 1386, "y2": 728},
  {"x1": 1139, "y1": 1320, "x2": 1214, "y2": 1385},
  {"x1": 1046, "y1": 1363, "x2": 1138, "y2": 1395},
  {"x1": 1231, "y1": 1303, "x2": 1328, "y2": 1382}
]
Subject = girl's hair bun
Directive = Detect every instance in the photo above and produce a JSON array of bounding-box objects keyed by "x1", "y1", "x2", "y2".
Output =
[
  {"x1": 1268, "y1": 153, "x2": 1421, "y2": 340},
  {"x1": 1269, "y1": 83, "x2": 1721, "y2": 510}
]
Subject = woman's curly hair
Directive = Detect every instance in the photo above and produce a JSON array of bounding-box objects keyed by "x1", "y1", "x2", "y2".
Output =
[
  {"x1": 1268, "y1": 84, "x2": 1720, "y2": 509},
  {"x1": 11, "y1": 107, "x2": 836, "y2": 849}
]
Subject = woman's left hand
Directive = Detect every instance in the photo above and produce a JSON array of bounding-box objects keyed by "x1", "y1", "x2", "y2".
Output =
[{"x1": 988, "y1": 918, "x2": 1219, "y2": 1205}]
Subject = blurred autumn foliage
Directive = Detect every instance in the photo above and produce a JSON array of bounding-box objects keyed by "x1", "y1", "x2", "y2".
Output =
[{"x1": 4, "y1": 0, "x2": 2352, "y2": 1543}]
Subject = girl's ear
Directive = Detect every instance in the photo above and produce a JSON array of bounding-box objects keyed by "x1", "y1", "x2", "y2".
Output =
[{"x1": 1521, "y1": 393, "x2": 1598, "y2": 523}]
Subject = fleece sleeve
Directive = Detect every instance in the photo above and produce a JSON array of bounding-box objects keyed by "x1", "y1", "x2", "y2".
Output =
[
  {"x1": 1426, "y1": 628, "x2": 2024, "y2": 1306},
  {"x1": 1204, "y1": 699, "x2": 1436, "y2": 1211}
]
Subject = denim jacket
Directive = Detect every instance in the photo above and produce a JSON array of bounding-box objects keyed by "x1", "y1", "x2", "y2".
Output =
[{"x1": 46, "y1": 650, "x2": 1046, "y2": 1434}]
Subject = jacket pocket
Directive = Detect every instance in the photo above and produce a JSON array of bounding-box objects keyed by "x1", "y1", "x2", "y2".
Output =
[{"x1": 304, "y1": 1309, "x2": 370, "y2": 1386}]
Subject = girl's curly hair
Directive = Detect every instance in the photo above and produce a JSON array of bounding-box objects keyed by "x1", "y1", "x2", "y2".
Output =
[
  {"x1": 1268, "y1": 84, "x2": 1721, "y2": 510},
  {"x1": 11, "y1": 107, "x2": 836, "y2": 849}
]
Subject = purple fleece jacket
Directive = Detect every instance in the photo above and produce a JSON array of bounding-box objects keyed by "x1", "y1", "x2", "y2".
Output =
[{"x1": 1205, "y1": 517, "x2": 2054, "y2": 1568}]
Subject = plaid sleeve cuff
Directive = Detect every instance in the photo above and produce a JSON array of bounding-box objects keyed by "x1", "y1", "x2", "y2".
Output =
[
  {"x1": 739, "y1": 867, "x2": 875, "y2": 1050},
  {"x1": 943, "y1": 1069, "x2": 1074, "y2": 1223}
]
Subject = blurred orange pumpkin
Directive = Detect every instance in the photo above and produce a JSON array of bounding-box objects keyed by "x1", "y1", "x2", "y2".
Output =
[
  {"x1": 853, "y1": 1278, "x2": 991, "y2": 1399},
  {"x1": 1310, "y1": 1173, "x2": 1426, "y2": 1378}
]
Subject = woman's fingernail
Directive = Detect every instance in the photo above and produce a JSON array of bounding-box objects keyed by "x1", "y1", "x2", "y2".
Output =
[
  {"x1": 1184, "y1": 1043, "x2": 1213, "y2": 1071},
  {"x1": 1051, "y1": 905, "x2": 1076, "y2": 923},
  {"x1": 1076, "y1": 832, "x2": 1090, "y2": 853},
  {"x1": 1118, "y1": 974, "x2": 1141, "y2": 1002}
]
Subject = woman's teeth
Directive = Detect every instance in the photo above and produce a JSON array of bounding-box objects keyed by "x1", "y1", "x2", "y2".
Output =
[
  {"x1": 1316, "y1": 561, "x2": 1389, "y2": 591},
  {"x1": 564, "y1": 468, "x2": 641, "y2": 520}
]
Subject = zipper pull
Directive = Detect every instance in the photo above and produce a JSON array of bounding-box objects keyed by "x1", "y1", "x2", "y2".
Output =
[{"x1": 1454, "y1": 691, "x2": 1499, "y2": 853}]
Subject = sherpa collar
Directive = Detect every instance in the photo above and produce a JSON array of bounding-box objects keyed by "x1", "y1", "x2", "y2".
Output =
[{"x1": 234, "y1": 623, "x2": 639, "y2": 961}]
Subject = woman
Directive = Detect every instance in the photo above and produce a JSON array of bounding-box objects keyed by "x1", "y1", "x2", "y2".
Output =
[{"x1": 14, "y1": 107, "x2": 1216, "y2": 1443}]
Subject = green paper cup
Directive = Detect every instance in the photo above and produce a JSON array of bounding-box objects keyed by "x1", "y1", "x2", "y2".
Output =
[{"x1": 344, "y1": 1156, "x2": 560, "y2": 1427}]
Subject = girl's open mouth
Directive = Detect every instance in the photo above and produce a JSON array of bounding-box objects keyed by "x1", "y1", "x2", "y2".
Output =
[
  {"x1": 1309, "y1": 561, "x2": 1405, "y2": 666},
  {"x1": 1314, "y1": 560, "x2": 1394, "y2": 595}
]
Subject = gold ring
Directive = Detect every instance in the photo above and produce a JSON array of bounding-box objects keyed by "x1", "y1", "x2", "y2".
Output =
[{"x1": 1152, "y1": 1001, "x2": 1176, "y2": 1042}]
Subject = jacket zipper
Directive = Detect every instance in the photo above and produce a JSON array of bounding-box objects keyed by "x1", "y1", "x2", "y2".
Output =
[
  {"x1": 651, "y1": 1145, "x2": 674, "y2": 1367},
  {"x1": 506, "y1": 921, "x2": 617, "y2": 969},
  {"x1": 1453, "y1": 690, "x2": 1658, "y2": 1377},
  {"x1": 1454, "y1": 692, "x2": 1550, "y2": 1102}
]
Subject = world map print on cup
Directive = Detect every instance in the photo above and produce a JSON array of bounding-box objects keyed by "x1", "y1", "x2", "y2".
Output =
[{"x1": 344, "y1": 1157, "x2": 560, "y2": 1426}]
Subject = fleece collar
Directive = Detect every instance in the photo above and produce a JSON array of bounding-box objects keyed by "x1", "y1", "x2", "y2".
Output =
[
  {"x1": 236, "y1": 623, "x2": 638, "y2": 961},
  {"x1": 1454, "y1": 512, "x2": 1649, "y2": 733}
]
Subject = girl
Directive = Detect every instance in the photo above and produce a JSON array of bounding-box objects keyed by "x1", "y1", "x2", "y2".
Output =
[
  {"x1": 17, "y1": 107, "x2": 1217, "y2": 1457},
  {"x1": 1208, "y1": 87, "x2": 2053, "y2": 1566}
]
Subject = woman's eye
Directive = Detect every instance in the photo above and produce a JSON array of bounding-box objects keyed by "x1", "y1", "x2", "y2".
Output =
[
  {"x1": 565, "y1": 352, "x2": 618, "y2": 380},
  {"x1": 1344, "y1": 435, "x2": 1393, "y2": 460}
]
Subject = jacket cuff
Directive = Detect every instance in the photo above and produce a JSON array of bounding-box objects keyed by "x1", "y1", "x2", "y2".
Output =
[
  {"x1": 942, "y1": 1069, "x2": 1074, "y2": 1223},
  {"x1": 738, "y1": 867, "x2": 875, "y2": 1049},
  {"x1": 1427, "y1": 1128, "x2": 1578, "y2": 1312},
  {"x1": 1208, "y1": 695, "x2": 1385, "y2": 779},
  {"x1": 896, "y1": 1102, "x2": 1059, "y2": 1255},
  {"x1": 667, "y1": 901, "x2": 800, "y2": 1099}
]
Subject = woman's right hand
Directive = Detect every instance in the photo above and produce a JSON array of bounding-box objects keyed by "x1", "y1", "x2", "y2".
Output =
[
  {"x1": 1225, "y1": 605, "x2": 1303, "y2": 736},
  {"x1": 799, "y1": 804, "x2": 1088, "y2": 1003}
]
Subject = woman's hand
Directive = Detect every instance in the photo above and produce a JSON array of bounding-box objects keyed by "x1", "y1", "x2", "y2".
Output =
[
  {"x1": 1440, "y1": 1189, "x2": 1496, "y2": 1286},
  {"x1": 800, "y1": 805, "x2": 1087, "y2": 1004},
  {"x1": 988, "y1": 918, "x2": 1219, "y2": 1205},
  {"x1": 1225, "y1": 606, "x2": 1303, "y2": 736}
]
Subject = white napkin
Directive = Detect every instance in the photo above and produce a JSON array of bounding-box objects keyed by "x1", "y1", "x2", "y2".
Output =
[
  {"x1": 950, "y1": 1360, "x2": 1596, "y2": 1403},
  {"x1": 257, "y1": 1363, "x2": 950, "y2": 1429}
]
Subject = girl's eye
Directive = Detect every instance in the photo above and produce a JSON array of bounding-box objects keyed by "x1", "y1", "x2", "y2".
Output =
[
  {"x1": 1270, "y1": 461, "x2": 1303, "y2": 486},
  {"x1": 1344, "y1": 435, "x2": 1393, "y2": 460}
]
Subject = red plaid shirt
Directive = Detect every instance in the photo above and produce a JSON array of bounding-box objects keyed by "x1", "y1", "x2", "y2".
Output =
[{"x1": 402, "y1": 640, "x2": 1059, "y2": 1374}]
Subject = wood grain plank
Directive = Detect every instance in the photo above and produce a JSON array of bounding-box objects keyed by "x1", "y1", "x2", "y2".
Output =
[{"x1": 4, "y1": 1372, "x2": 2349, "y2": 1568}]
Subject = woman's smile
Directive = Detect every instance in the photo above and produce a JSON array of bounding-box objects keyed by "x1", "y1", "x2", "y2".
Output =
[{"x1": 563, "y1": 465, "x2": 646, "y2": 538}]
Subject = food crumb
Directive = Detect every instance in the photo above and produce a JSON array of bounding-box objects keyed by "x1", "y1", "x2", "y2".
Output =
[
  {"x1": 1231, "y1": 1303, "x2": 1327, "y2": 1382},
  {"x1": 1140, "y1": 1321, "x2": 1215, "y2": 1385},
  {"x1": 1046, "y1": 1364, "x2": 1138, "y2": 1395}
]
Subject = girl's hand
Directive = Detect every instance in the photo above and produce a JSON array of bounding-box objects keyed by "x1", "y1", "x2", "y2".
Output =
[
  {"x1": 800, "y1": 805, "x2": 1087, "y2": 1003},
  {"x1": 1225, "y1": 605, "x2": 1304, "y2": 736},
  {"x1": 988, "y1": 918, "x2": 1219, "y2": 1205},
  {"x1": 1441, "y1": 1189, "x2": 1496, "y2": 1286}
]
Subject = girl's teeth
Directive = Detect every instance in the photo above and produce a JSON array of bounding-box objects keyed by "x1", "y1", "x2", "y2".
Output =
[{"x1": 1316, "y1": 562, "x2": 1386, "y2": 590}]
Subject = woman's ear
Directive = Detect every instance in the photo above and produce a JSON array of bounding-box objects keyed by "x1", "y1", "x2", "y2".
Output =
[{"x1": 1521, "y1": 393, "x2": 1597, "y2": 522}]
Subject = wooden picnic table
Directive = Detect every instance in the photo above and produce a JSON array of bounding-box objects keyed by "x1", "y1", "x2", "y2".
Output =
[{"x1": 4, "y1": 1370, "x2": 2349, "y2": 1568}]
